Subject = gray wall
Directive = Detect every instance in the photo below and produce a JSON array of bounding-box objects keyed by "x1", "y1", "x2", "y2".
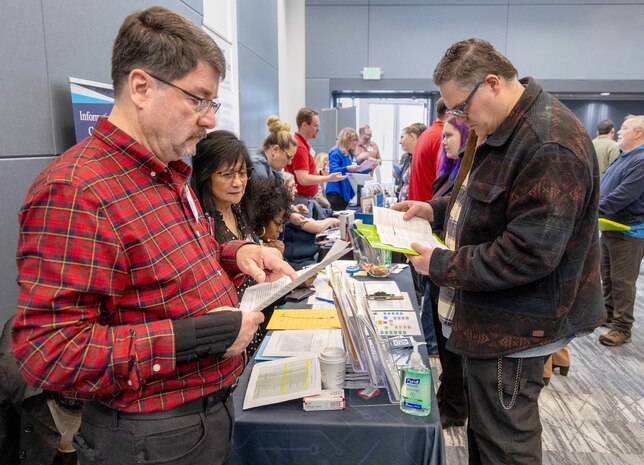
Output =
[
  {"x1": 0, "y1": 0, "x2": 279, "y2": 327},
  {"x1": 305, "y1": 0, "x2": 644, "y2": 108},
  {"x1": 238, "y1": 0, "x2": 279, "y2": 152}
]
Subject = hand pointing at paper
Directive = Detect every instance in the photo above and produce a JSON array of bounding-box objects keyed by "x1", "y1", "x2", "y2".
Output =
[{"x1": 236, "y1": 243, "x2": 297, "y2": 283}]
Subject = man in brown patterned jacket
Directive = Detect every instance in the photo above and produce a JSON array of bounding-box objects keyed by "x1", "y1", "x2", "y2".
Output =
[{"x1": 394, "y1": 38, "x2": 604, "y2": 465}]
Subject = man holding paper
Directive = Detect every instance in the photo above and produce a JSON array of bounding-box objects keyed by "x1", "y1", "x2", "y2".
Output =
[
  {"x1": 393, "y1": 38, "x2": 603, "y2": 465},
  {"x1": 12, "y1": 7, "x2": 296, "y2": 465}
]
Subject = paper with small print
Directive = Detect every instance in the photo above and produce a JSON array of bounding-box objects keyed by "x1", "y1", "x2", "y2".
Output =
[
  {"x1": 373, "y1": 206, "x2": 447, "y2": 250},
  {"x1": 239, "y1": 240, "x2": 352, "y2": 312}
]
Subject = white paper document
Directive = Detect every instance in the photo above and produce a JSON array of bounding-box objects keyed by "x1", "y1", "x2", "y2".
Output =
[
  {"x1": 239, "y1": 240, "x2": 352, "y2": 312},
  {"x1": 373, "y1": 206, "x2": 447, "y2": 250},
  {"x1": 347, "y1": 173, "x2": 373, "y2": 193},
  {"x1": 356, "y1": 159, "x2": 376, "y2": 171},
  {"x1": 262, "y1": 329, "x2": 344, "y2": 357},
  {"x1": 243, "y1": 354, "x2": 322, "y2": 409}
]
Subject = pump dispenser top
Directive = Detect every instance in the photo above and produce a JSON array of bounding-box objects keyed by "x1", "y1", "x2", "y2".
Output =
[{"x1": 408, "y1": 339, "x2": 426, "y2": 370}]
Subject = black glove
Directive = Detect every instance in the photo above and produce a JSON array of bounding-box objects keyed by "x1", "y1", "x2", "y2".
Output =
[{"x1": 173, "y1": 311, "x2": 242, "y2": 364}]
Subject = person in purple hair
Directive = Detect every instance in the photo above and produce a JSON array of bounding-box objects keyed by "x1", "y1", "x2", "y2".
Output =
[
  {"x1": 432, "y1": 117, "x2": 470, "y2": 198},
  {"x1": 429, "y1": 116, "x2": 470, "y2": 429}
]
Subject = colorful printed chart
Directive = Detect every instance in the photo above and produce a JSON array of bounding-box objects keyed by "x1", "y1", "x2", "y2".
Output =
[{"x1": 373, "y1": 311, "x2": 422, "y2": 336}]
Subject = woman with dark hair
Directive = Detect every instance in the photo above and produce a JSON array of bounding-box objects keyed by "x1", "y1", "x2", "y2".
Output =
[
  {"x1": 191, "y1": 130, "x2": 256, "y2": 296},
  {"x1": 432, "y1": 117, "x2": 470, "y2": 197},
  {"x1": 249, "y1": 176, "x2": 293, "y2": 253}
]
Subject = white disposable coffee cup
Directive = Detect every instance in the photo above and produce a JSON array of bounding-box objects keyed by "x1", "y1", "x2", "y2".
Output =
[{"x1": 318, "y1": 346, "x2": 346, "y2": 389}]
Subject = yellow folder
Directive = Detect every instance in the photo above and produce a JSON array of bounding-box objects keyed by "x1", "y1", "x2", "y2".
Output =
[
  {"x1": 598, "y1": 218, "x2": 631, "y2": 232},
  {"x1": 267, "y1": 309, "x2": 341, "y2": 330}
]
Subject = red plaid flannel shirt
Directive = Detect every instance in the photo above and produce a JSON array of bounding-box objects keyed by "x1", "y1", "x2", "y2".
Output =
[{"x1": 13, "y1": 117, "x2": 248, "y2": 412}]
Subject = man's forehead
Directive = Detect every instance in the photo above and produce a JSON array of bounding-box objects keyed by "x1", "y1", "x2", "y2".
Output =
[{"x1": 438, "y1": 80, "x2": 465, "y2": 108}]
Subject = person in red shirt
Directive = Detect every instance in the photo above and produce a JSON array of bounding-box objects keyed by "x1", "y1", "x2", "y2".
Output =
[
  {"x1": 285, "y1": 108, "x2": 344, "y2": 200},
  {"x1": 407, "y1": 98, "x2": 448, "y2": 202},
  {"x1": 11, "y1": 7, "x2": 295, "y2": 465}
]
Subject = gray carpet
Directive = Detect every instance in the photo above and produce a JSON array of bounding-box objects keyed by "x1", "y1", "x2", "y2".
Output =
[{"x1": 432, "y1": 263, "x2": 644, "y2": 465}]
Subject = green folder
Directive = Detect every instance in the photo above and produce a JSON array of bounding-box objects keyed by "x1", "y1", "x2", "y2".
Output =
[
  {"x1": 598, "y1": 218, "x2": 631, "y2": 232},
  {"x1": 353, "y1": 223, "x2": 447, "y2": 256}
]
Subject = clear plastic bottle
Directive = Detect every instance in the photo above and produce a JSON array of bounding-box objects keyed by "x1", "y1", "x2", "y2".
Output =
[{"x1": 399, "y1": 340, "x2": 431, "y2": 416}]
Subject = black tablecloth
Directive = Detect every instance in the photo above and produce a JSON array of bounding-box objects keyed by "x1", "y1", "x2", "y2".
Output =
[{"x1": 231, "y1": 267, "x2": 446, "y2": 465}]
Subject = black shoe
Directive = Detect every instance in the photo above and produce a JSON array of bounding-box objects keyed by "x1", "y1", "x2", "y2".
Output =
[{"x1": 440, "y1": 413, "x2": 466, "y2": 429}]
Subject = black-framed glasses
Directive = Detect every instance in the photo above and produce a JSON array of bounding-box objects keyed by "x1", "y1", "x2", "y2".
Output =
[
  {"x1": 215, "y1": 167, "x2": 253, "y2": 182},
  {"x1": 446, "y1": 80, "x2": 484, "y2": 118},
  {"x1": 149, "y1": 73, "x2": 222, "y2": 115}
]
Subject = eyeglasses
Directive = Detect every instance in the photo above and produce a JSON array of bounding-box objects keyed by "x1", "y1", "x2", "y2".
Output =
[
  {"x1": 446, "y1": 80, "x2": 484, "y2": 118},
  {"x1": 280, "y1": 147, "x2": 295, "y2": 161},
  {"x1": 149, "y1": 73, "x2": 222, "y2": 115},
  {"x1": 215, "y1": 167, "x2": 253, "y2": 182},
  {"x1": 271, "y1": 218, "x2": 285, "y2": 230}
]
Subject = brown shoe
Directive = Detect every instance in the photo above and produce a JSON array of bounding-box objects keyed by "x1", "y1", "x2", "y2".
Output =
[{"x1": 599, "y1": 330, "x2": 631, "y2": 347}]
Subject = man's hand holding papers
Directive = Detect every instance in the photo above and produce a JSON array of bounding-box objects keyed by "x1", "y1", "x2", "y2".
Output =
[
  {"x1": 378, "y1": 204, "x2": 448, "y2": 275},
  {"x1": 390, "y1": 200, "x2": 434, "y2": 222}
]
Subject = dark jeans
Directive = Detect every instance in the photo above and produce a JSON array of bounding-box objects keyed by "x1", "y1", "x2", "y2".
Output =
[
  {"x1": 326, "y1": 191, "x2": 348, "y2": 211},
  {"x1": 600, "y1": 231, "x2": 644, "y2": 333},
  {"x1": 464, "y1": 356, "x2": 546, "y2": 465},
  {"x1": 74, "y1": 396, "x2": 235, "y2": 465},
  {"x1": 429, "y1": 284, "x2": 467, "y2": 422}
]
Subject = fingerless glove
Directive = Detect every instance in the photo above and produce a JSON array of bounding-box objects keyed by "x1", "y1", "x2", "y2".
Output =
[{"x1": 173, "y1": 311, "x2": 242, "y2": 364}]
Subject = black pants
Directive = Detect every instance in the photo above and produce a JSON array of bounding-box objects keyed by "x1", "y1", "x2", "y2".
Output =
[
  {"x1": 430, "y1": 285, "x2": 467, "y2": 422},
  {"x1": 464, "y1": 356, "x2": 546, "y2": 465},
  {"x1": 75, "y1": 395, "x2": 235, "y2": 465},
  {"x1": 326, "y1": 191, "x2": 348, "y2": 211}
]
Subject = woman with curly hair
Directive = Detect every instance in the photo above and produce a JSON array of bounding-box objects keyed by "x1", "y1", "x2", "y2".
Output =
[{"x1": 249, "y1": 176, "x2": 293, "y2": 253}]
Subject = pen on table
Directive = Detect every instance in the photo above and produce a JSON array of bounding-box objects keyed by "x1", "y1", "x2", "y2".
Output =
[{"x1": 315, "y1": 296, "x2": 335, "y2": 304}]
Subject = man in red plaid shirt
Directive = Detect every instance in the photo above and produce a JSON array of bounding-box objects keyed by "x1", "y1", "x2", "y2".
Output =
[{"x1": 11, "y1": 7, "x2": 295, "y2": 465}]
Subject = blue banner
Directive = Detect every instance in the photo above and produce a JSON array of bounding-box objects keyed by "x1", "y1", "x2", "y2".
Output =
[{"x1": 69, "y1": 77, "x2": 114, "y2": 143}]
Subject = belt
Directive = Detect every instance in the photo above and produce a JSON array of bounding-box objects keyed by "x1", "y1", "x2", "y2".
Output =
[{"x1": 89, "y1": 381, "x2": 237, "y2": 421}]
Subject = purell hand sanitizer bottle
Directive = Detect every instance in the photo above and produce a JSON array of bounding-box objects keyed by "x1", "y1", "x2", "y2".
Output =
[{"x1": 399, "y1": 340, "x2": 431, "y2": 416}]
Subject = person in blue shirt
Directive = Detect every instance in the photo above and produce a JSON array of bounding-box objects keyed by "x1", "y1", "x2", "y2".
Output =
[
  {"x1": 325, "y1": 127, "x2": 373, "y2": 211},
  {"x1": 598, "y1": 114, "x2": 644, "y2": 347}
]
